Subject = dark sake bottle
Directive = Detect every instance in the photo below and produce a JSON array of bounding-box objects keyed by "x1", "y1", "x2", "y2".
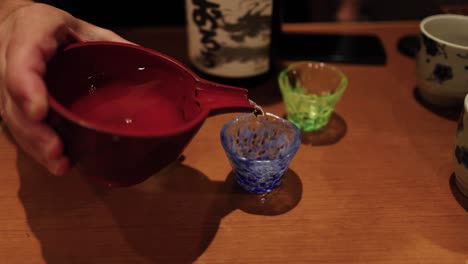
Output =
[{"x1": 185, "y1": 0, "x2": 281, "y2": 89}]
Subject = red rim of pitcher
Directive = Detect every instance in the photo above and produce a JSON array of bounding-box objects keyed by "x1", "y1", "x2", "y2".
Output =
[{"x1": 46, "y1": 41, "x2": 211, "y2": 138}]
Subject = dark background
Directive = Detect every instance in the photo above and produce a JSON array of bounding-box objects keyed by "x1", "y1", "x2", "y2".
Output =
[{"x1": 43, "y1": 0, "x2": 468, "y2": 28}]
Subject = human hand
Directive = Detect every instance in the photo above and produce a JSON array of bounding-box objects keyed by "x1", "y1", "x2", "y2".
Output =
[{"x1": 0, "y1": 2, "x2": 131, "y2": 175}]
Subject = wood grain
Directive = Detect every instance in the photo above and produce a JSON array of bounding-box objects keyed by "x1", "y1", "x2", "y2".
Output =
[{"x1": 1, "y1": 21, "x2": 467, "y2": 264}]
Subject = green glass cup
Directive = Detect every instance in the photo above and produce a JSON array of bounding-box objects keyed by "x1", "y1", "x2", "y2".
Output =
[{"x1": 278, "y1": 62, "x2": 348, "y2": 131}]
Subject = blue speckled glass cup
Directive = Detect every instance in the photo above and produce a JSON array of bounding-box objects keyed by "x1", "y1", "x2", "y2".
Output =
[{"x1": 220, "y1": 113, "x2": 301, "y2": 194}]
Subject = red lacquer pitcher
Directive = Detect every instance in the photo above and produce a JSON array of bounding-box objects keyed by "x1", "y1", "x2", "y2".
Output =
[{"x1": 45, "y1": 41, "x2": 255, "y2": 187}]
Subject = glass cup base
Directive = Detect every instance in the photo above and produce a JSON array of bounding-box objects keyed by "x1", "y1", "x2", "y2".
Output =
[{"x1": 287, "y1": 112, "x2": 332, "y2": 132}]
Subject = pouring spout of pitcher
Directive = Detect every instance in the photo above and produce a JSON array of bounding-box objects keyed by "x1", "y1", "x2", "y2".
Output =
[{"x1": 196, "y1": 79, "x2": 256, "y2": 116}]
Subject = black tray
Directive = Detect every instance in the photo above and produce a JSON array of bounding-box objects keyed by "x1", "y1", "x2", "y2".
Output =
[{"x1": 279, "y1": 33, "x2": 387, "y2": 65}]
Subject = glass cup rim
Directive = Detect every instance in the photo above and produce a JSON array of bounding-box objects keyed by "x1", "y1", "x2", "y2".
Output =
[
  {"x1": 278, "y1": 61, "x2": 348, "y2": 103},
  {"x1": 220, "y1": 113, "x2": 301, "y2": 163}
]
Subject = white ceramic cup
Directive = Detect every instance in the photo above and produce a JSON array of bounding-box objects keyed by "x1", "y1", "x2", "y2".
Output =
[
  {"x1": 454, "y1": 95, "x2": 468, "y2": 196},
  {"x1": 416, "y1": 14, "x2": 468, "y2": 107}
]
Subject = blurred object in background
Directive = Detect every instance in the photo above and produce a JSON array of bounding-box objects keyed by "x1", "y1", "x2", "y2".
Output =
[
  {"x1": 335, "y1": 0, "x2": 362, "y2": 22},
  {"x1": 285, "y1": 0, "x2": 467, "y2": 23},
  {"x1": 297, "y1": 0, "x2": 364, "y2": 22},
  {"x1": 38, "y1": 0, "x2": 186, "y2": 27},
  {"x1": 41, "y1": 0, "x2": 468, "y2": 27},
  {"x1": 439, "y1": 3, "x2": 468, "y2": 15}
]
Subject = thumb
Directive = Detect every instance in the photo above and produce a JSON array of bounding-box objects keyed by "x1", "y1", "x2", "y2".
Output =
[{"x1": 73, "y1": 19, "x2": 135, "y2": 44}]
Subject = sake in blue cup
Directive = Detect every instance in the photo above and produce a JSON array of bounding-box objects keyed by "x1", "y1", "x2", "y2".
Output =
[{"x1": 220, "y1": 113, "x2": 301, "y2": 194}]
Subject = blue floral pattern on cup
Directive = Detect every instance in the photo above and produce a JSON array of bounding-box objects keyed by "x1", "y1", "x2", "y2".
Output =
[
  {"x1": 220, "y1": 113, "x2": 301, "y2": 194},
  {"x1": 416, "y1": 15, "x2": 468, "y2": 107},
  {"x1": 429, "y1": 63, "x2": 454, "y2": 83},
  {"x1": 457, "y1": 53, "x2": 468, "y2": 59},
  {"x1": 422, "y1": 34, "x2": 446, "y2": 57},
  {"x1": 420, "y1": 33, "x2": 457, "y2": 85},
  {"x1": 455, "y1": 145, "x2": 468, "y2": 169},
  {"x1": 457, "y1": 114, "x2": 465, "y2": 136},
  {"x1": 455, "y1": 108, "x2": 468, "y2": 168}
]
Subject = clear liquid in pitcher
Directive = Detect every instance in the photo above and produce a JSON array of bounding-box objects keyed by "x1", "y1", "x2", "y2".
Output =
[{"x1": 70, "y1": 67, "x2": 189, "y2": 133}]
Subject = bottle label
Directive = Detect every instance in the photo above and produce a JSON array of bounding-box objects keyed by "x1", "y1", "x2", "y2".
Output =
[{"x1": 185, "y1": 0, "x2": 272, "y2": 78}]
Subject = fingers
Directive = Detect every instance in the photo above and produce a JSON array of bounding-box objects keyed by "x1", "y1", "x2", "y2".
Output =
[
  {"x1": 74, "y1": 18, "x2": 134, "y2": 44},
  {"x1": 3, "y1": 3, "x2": 133, "y2": 122},
  {"x1": 4, "y1": 55, "x2": 48, "y2": 121},
  {"x1": 2, "y1": 93, "x2": 69, "y2": 176},
  {"x1": 0, "y1": 4, "x2": 76, "y2": 175},
  {"x1": 0, "y1": 3, "x2": 132, "y2": 177},
  {"x1": 3, "y1": 6, "x2": 70, "y2": 122}
]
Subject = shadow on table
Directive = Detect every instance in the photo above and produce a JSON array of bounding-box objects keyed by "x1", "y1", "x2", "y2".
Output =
[
  {"x1": 415, "y1": 172, "x2": 468, "y2": 255},
  {"x1": 17, "y1": 151, "x2": 302, "y2": 263},
  {"x1": 396, "y1": 34, "x2": 420, "y2": 59},
  {"x1": 225, "y1": 170, "x2": 302, "y2": 216},
  {"x1": 413, "y1": 87, "x2": 462, "y2": 122},
  {"x1": 299, "y1": 112, "x2": 347, "y2": 146}
]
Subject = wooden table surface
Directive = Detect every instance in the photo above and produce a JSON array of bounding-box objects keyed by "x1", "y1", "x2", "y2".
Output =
[{"x1": 1, "y1": 21, "x2": 467, "y2": 264}]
